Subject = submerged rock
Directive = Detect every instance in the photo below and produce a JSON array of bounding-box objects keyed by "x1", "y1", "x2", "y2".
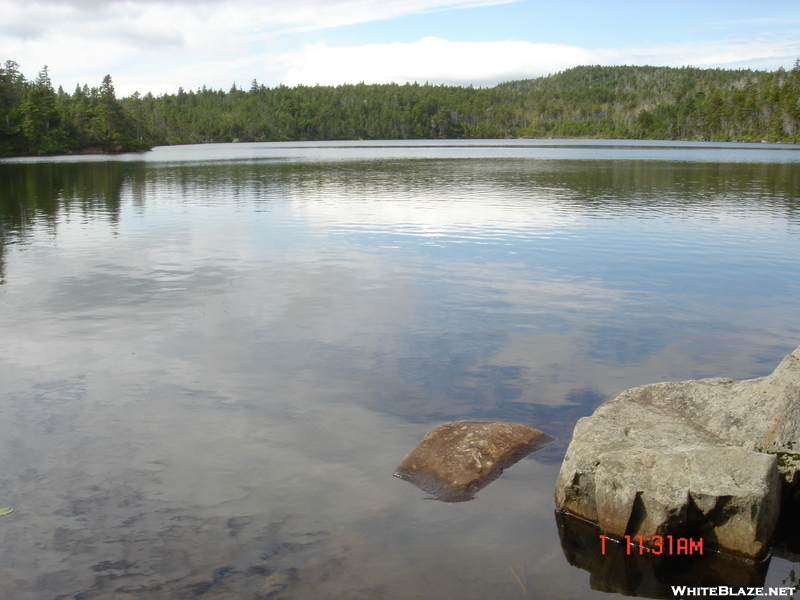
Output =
[
  {"x1": 555, "y1": 346, "x2": 800, "y2": 561},
  {"x1": 395, "y1": 420, "x2": 555, "y2": 502}
]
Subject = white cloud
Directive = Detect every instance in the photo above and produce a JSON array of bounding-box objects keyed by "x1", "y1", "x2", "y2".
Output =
[
  {"x1": 1, "y1": 0, "x2": 797, "y2": 96},
  {"x1": 607, "y1": 35, "x2": 800, "y2": 70},
  {"x1": 0, "y1": 0, "x2": 515, "y2": 42},
  {"x1": 0, "y1": 0, "x2": 517, "y2": 94},
  {"x1": 279, "y1": 35, "x2": 800, "y2": 88},
  {"x1": 280, "y1": 38, "x2": 601, "y2": 86},
  {"x1": 247, "y1": 0, "x2": 516, "y2": 34}
]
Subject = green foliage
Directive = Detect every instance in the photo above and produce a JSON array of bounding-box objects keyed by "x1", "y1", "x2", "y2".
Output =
[
  {"x1": 500, "y1": 64, "x2": 800, "y2": 142},
  {"x1": 0, "y1": 65, "x2": 152, "y2": 157},
  {"x1": 1, "y1": 61, "x2": 799, "y2": 158},
  {"x1": 125, "y1": 62, "x2": 800, "y2": 146},
  {"x1": 0, "y1": 60, "x2": 26, "y2": 155}
]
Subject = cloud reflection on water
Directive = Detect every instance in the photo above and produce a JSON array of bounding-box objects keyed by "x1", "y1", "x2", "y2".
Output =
[{"x1": 0, "y1": 144, "x2": 799, "y2": 598}]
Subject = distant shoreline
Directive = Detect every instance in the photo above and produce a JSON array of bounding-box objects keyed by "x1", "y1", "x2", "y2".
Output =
[{"x1": 3, "y1": 62, "x2": 799, "y2": 158}]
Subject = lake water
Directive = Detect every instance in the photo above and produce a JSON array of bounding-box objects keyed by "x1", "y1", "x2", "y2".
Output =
[{"x1": 1, "y1": 139, "x2": 799, "y2": 599}]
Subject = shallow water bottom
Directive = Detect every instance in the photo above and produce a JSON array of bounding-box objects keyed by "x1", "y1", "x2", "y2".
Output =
[
  {"x1": 0, "y1": 376, "x2": 582, "y2": 600},
  {"x1": 2, "y1": 143, "x2": 800, "y2": 598},
  {"x1": 2, "y1": 373, "x2": 798, "y2": 600}
]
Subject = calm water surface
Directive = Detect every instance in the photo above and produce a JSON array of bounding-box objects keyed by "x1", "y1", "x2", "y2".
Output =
[{"x1": 1, "y1": 140, "x2": 800, "y2": 599}]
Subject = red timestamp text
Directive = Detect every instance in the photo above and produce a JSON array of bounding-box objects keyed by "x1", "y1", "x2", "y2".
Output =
[{"x1": 599, "y1": 534, "x2": 703, "y2": 555}]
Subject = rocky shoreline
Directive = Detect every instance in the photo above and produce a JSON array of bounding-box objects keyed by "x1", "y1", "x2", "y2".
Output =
[{"x1": 555, "y1": 345, "x2": 800, "y2": 563}]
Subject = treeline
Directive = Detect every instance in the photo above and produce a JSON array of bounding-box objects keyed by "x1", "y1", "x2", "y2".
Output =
[
  {"x1": 118, "y1": 61, "x2": 800, "y2": 145},
  {"x1": 498, "y1": 63, "x2": 800, "y2": 141},
  {"x1": 2, "y1": 60, "x2": 800, "y2": 157},
  {"x1": 0, "y1": 61, "x2": 150, "y2": 157}
]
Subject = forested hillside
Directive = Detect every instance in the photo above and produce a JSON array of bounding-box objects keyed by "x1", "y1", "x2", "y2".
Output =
[
  {"x1": 2, "y1": 60, "x2": 799, "y2": 157},
  {"x1": 498, "y1": 64, "x2": 800, "y2": 140},
  {"x1": 0, "y1": 62, "x2": 150, "y2": 157}
]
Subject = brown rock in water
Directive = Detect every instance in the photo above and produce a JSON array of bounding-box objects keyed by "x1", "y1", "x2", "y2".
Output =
[{"x1": 394, "y1": 420, "x2": 555, "y2": 502}]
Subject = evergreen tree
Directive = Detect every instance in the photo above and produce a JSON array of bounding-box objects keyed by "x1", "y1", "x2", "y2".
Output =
[
  {"x1": 21, "y1": 65, "x2": 60, "y2": 154},
  {"x1": 2, "y1": 60, "x2": 800, "y2": 158},
  {"x1": 0, "y1": 60, "x2": 25, "y2": 155}
]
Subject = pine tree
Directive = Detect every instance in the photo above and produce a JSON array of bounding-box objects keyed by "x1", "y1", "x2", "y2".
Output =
[
  {"x1": 0, "y1": 60, "x2": 26, "y2": 154},
  {"x1": 21, "y1": 65, "x2": 60, "y2": 153}
]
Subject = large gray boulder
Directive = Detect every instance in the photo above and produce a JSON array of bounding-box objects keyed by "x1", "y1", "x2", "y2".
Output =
[{"x1": 555, "y1": 346, "x2": 800, "y2": 561}]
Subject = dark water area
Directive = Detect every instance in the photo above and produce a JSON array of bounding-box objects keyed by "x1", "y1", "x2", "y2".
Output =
[{"x1": 1, "y1": 140, "x2": 799, "y2": 599}]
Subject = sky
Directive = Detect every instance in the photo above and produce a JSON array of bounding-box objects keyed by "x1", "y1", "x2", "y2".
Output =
[{"x1": 2, "y1": 0, "x2": 800, "y2": 97}]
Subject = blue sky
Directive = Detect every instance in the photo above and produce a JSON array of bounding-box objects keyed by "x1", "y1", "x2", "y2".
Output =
[{"x1": 2, "y1": 0, "x2": 799, "y2": 97}]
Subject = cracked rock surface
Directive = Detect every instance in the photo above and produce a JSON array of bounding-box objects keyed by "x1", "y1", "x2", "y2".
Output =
[{"x1": 555, "y1": 346, "x2": 800, "y2": 561}]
